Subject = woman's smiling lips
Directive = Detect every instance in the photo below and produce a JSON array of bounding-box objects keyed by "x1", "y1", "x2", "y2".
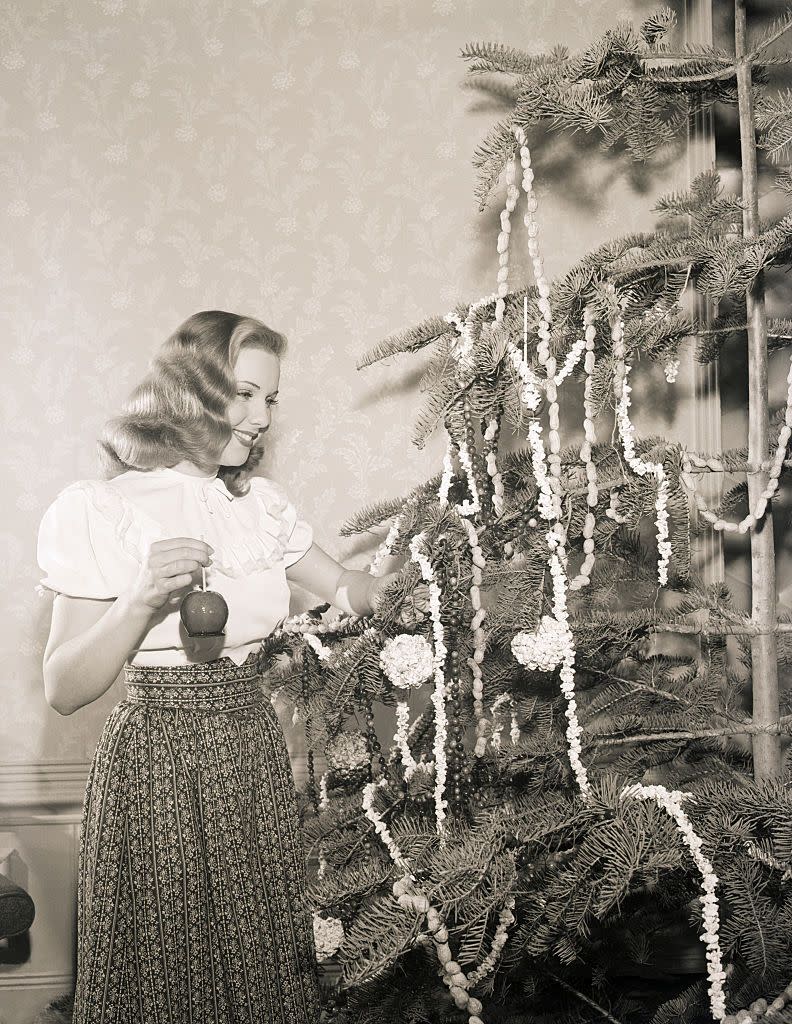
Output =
[{"x1": 232, "y1": 428, "x2": 259, "y2": 447}]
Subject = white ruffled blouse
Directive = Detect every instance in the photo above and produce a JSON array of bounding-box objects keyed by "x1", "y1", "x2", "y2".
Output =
[{"x1": 37, "y1": 467, "x2": 314, "y2": 666}]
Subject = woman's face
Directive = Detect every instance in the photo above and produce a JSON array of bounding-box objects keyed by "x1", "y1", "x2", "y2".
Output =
[{"x1": 220, "y1": 345, "x2": 281, "y2": 467}]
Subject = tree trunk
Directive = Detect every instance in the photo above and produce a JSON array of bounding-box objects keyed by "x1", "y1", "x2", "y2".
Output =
[{"x1": 734, "y1": 0, "x2": 782, "y2": 780}]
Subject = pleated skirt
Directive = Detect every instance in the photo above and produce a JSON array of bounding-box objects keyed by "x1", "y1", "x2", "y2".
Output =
[{"x1": 73, "y1": 654, "x2": 321, "y2": 1024}]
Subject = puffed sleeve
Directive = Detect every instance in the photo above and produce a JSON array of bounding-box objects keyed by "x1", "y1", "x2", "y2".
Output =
[
  {"x1": 37, "y1": 482, "x2": 138, "y2": 599},
  {"x1": 250, "y1": 477, "x2": 314, "y2": 568}
]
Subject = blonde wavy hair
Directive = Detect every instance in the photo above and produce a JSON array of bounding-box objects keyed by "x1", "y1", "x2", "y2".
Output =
[{"x1": 100, "y1": 310, "x2": 286, "y2": 497}]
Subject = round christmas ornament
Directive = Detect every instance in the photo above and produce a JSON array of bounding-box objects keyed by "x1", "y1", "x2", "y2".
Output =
[
  {"x1": 380, "y1": 633, "x2": 434, "y2": 689},
  {"x1": 326, "y1": 730, "x2": 371, "y2": 788}
]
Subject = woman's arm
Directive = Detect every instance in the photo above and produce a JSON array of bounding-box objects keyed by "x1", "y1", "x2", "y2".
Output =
[
  {"x1": 43, "y1": 536, "x2": 212, "y2": 715},
  {"x1": 285, "y1": 543, "x2": 397, "y2": 616},
  {"x1": 43, "y1": 594, "x2": 157, "y2": 715}
]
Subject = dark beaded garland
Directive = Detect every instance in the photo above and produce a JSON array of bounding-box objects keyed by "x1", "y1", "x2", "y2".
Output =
[
  {"x1": 302, "y1": 659, "x2": 319, "y2": 811},
  {"x1": 462, "y1": 396, "x2": 489, "y2": 524},
  {"x1": 365, "y1": 708, "x2": 385, "y2": 779},
  {"x1": 444, "y1": 606, "x2": 469, "y2": 808}
]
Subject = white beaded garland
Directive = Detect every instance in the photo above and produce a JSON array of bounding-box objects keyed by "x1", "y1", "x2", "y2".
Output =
[
  {"x1": 680, "y1": 349, "x2": 792, "y2": 533},
  {"x1": 622, "y1": 784, "x2": 727, "y2": 1021},
  {"x1": 410, "y1": 533, "x2": 449, "y2": 832},
  {"x1": 611, "y1": 300, "x2": 672, "y2": 586}
]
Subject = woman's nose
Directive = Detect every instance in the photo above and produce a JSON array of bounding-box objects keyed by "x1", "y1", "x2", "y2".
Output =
[{"x1": 248, "y1": 400, "x2": 271, "y2": 429}]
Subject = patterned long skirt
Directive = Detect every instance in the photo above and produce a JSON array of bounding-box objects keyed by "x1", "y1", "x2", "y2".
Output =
[{"x1": 73, "y1": 654, "x2": 321, "y2": 1024}]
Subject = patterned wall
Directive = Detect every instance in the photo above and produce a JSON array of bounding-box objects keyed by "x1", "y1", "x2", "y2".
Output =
[{"x1": 1, "y1": 0, "x2": 666, "y2": 765}]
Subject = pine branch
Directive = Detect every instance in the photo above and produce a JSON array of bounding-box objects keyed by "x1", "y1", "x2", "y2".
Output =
[
  {"x1": 542, "y1": 969, "x2": 626, "y2": 1023},
  {"x1": 591, "y1": 717, "x2": 792, "y2": 748},
  {"x1": 639, "y1": 7, "x2": 676, "y2": 47},
  {"x1": 746, "y1": 9, "x2": 792, "y2": 62},
  {"x1": 357, "y1": 315, "x2": 451, "y2": 369},
  {"x1": 756, "y1": 89, "x2": 792, "y2": 164},
  {"x1": 461, "y1": 41, "x2": 566, "y2": 76},
  {"x1": 642, "y1": 44, "x2": 736, "y2": 65},
  {"x1": 768, "y1": 316, "x2": 792, "y2": 346},
  {"x1": 649, "y1": 63, "x2": 738, "y2": 86}
]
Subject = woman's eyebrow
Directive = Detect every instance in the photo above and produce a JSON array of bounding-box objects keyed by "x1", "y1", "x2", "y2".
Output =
[{"x1": 237, "y1": 380, "x2": 260, "y2": 390}]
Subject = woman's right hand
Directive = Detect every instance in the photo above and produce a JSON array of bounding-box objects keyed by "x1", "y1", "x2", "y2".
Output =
[{"x1": 129, "y1": 537, "x2": 214, "y2": 612}]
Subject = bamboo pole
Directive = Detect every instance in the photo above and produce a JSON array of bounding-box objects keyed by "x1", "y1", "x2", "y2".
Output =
[{"x1": 735, "y1": 0, "x2": 782, "y2": 780}]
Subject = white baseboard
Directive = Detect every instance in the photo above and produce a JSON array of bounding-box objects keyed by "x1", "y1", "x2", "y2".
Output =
[{"x1": 0, "y1": 762, "x2": 89, "y2": 820}]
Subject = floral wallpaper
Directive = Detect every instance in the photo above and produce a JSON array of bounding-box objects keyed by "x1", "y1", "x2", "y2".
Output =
[{"x1": 1, "y1": 0, "x2": 664, "y2": 765}]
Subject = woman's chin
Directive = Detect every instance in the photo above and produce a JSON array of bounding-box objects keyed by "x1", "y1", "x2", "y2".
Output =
[
  {"x1": 219, "y1": 438, "x2": 264, "y2": 472},
  {"x1": 219, "y1": 444, "x2": 251, "y2": 467}
]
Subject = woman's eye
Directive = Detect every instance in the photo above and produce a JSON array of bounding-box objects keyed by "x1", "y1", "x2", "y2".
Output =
[
  {"x1": 267, "y1": 397, "x2": 279, "y2": 407},
  {"x1": 237, "y1": 390, "x2": 253, "y2": 399}
]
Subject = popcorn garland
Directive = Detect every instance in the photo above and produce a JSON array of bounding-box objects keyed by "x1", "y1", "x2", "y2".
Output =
[
  {"x1": 304, "y1": 631, "x2": 332, "y2": 661},
  {"x1": 621, "y1": 784, "x2": 727, "y2": 1022},
  {"x1": 611, "y1": 301, "x2": 672, "y2": 586},
  {"x1": 318, "y1": 772, "x2": 329, "y2": 810},
  {"x1": 465, "y1": 897, "x2": 517, "y2": 986},
  {"x1": 439, "y1": 438, "x2": 482, "y2": 517},
  {"x1": 548, "y1": 542, "x2": 590, "y2": 797},
  {"x1": 456, "y1": 441, "x2": 482, "y2": 516},
  {"x1": 444, "y1": 292, "x2": 499, "y2": 377},
  {"x1": 664, "y1": 357, "x2": 680, "y2": 384},
  {"x1": 492, "y1": 125, "x2": 589, "y2": 796},
  {"x1": 313, "y1": 912, "x2": 345, "y2": 962},
  {"x1": 410, "y1": 533, "x2": 449, "y2": 832},
  {"x1": 679, "y1": 350, "x2": 792, "y2": 534},
  {"x1": 362, "y1": 777, "x2": 413, "y2": 872},
  {"x1": 516, "y1": 126, "x2": 553, "y2": 340},
  {"x1": 569, "y1": 305, "x2": 598, "y2": 591},
  {"x1": 394, "y1": 700, "x2": 423, "y2": 779},
  {"x1": 489, "y1": 693, "x2": 520, "y2": 750},
  {"x1": 494, "y1": 148, "x2": 520, "y2": 323},
  {"x1": 380, "y1": 633, "x2": 435, "y2": 690},
  {"x1": 459, "y1": 517, "x2": 491, "y2": 757},
  {"x1": 369, "y1": 514, "x2": 404, "y2": 576}
]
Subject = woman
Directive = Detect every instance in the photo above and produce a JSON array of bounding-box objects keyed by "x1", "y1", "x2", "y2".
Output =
[{"x1": 38, "y1": 311, "x2": 402, "y2": 1024}]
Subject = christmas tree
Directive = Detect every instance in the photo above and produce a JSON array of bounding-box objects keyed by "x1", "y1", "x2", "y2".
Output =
[{"x1": 264, "y1": 6, "x2": 792, "y2": 1023}]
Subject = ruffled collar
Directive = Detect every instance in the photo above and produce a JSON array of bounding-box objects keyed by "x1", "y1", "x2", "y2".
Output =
[{"x1": 157, "y1": 466, "x2": 235, "y2": 502}]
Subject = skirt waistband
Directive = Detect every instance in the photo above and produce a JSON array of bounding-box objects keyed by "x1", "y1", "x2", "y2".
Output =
[{"x1": 124, "y1": 653, "x2": 268, "y2": 712}]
